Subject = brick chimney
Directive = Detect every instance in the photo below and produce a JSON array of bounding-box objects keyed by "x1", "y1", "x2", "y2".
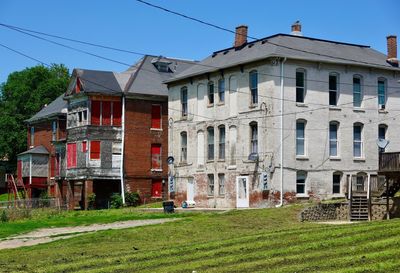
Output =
[
  {"x1": 291, "y1": 21, "x2": 302, "y2": 36},
  {"x1": 234, "y1": 25, "x2": 248, "y2": 48},
  {"x1": 387, "y1": 35, "x2": 398, "y2": 66}
]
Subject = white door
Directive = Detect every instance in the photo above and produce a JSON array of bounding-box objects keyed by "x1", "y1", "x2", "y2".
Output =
[
  {"x1": 236, "y1": 176, "x2": 249, "y2": 208},
  {"x1": 187, "y1": 178, "x2": 195, "y2": 201}
]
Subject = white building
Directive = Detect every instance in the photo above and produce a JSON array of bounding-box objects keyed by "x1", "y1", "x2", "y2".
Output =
[{"x1": 166, "y1": 23, "x2": 400, "y2": 208}]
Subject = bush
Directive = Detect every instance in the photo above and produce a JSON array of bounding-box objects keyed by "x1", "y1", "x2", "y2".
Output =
[
  {"x1": 39, "y1": 191, "x2": 50, "y2": 207},
  {"x1": 88, "y1": 193, "x2": 96, "y2": 210},
  {"x1": 110, "y1": 193, "x2": 123, "y2": 209},
  {"x1": 125, "y1": 192, "x2": 140, "y2": 207},
  {"x1": 1, "y1": 210, "x2": 9, "y2": 222}
]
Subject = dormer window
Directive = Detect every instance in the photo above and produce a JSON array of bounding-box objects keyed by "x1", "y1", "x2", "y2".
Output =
[{"x1": 152, "y1": 58, "x2": 171, "y2": 73}]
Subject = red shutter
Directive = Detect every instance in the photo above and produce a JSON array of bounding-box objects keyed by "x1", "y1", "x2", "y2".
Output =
[
  {"x1": 152, "y1": 180, "x2": 162, "y2": 198},
  {"x1": 113, "y1": 101, "x2": 122, "y2": 126},
  {"x1": 67, "y1": 143, "x2": 77, "y2": 168},
  {"x1": 151, "y1": 144, "x2": 161, "y2": 169},
  {"x1": 102, "y1": 101, "x2": 111, "y2": 125},
  {"x1": 82, "y1": 141, "x2": 87, "y2": 152},
  {"x1": 91, "y1": 100, "x2": 101, "y2": 125},
  {"x1": 17, "y1": 160, "x2": 22, "y2": 180},
  {"x1": 151, "y1": 105, "x2": 161, "y2": 129},
  {"x1": 90, "y1": 141, "x2": 101, "y2": 160}
]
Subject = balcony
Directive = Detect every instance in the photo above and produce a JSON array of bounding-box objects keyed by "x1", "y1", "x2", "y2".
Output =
[{"x1": 379, "y1": 152, "x2": 400, "y2": 173}]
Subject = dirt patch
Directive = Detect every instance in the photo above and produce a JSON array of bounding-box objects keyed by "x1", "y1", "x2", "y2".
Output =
[{"x1": 0, "y1": 218, "x2": 177, "y2": 250}]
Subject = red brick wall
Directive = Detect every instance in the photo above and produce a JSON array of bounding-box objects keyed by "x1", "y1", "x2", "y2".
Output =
[
  {"x1": 28, "y1": 122, "x2": 53, "y2": 152},
  {"x1": 124, "y1": 98, "x2": 168, "y2": 200}
]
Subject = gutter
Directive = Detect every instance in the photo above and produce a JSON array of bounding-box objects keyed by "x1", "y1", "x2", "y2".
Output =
[
  {"x1": 120, "y1": 94, "x2": 126, "y2": 204},
  {"x1": 276, "y1": 57, "x2": 287, "y2": 208}
]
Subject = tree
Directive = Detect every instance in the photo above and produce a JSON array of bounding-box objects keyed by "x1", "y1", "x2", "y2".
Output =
[{"x1": 0, "y1": 64, "x2": 70, "y2": 164}]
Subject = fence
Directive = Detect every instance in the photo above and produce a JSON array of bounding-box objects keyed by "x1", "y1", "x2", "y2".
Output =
[{"x1": 0, "y1": 198, "x2": 67, "y2": 210}]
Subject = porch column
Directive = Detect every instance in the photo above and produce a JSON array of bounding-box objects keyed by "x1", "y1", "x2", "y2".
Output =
[{"x1": 83, "y1": 179, "x2": 94, "y2": 210}]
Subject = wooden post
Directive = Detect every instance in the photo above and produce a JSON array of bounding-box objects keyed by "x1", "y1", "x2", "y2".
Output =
[
  {"x1": 386, "y1": 177, "x2": 390, "y2": 220},
  {"x1": 367, "y1": 174, "x2": 371, "y2": 221}
]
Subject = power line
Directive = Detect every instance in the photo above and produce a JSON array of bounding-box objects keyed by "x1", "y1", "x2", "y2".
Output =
[
  {"x1": 134, "y1": 0, "x2": 398, "y2": 70},
  {"x1": 0, "y1": 43, "x2": 49, "y2": 66}
]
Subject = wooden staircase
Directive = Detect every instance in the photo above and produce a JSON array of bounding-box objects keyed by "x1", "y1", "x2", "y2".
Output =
[{"x1": 350, "y1": 195, "x2": 369, "y2": 221}]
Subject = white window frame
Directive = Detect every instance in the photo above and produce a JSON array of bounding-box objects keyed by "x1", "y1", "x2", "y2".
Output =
[
  {"x1": 249, "y1": 70, "x2": 258, "y2": 105},
  {"x1": 353, "y1": 123, "x2": 363, "y2": 158},
  {"x1": 353, "y1": 75, "x2": 363, "y2": 108},
  {"x1": 296, "y1": 120, "x2": 306, "y2": 156},
  {"x1": 329, "y1": 122, "x2": 339, "y2": 157},
  {"x1": 377, "y1": 78, "x2": 387, "y2": 109}
]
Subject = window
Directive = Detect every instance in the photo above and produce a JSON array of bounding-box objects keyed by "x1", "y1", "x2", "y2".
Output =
[
  {"x1": 378, "y1": 78, "x2": 386, "y2": 108},
  {"x1": 355, "y1": 173, "x2": 366, "y2": 191},
  {"x1": 52, "y1": 121, "x2": 57, "y2": 141},
  {"x1": 296, "y1": 120, "x2": 306, "y2": 156},
  {"x1": 329, "y1": 122, "x2": 339, "y2": 157},
  {"x1": 249, "y1": 70, "x2": 258, "y2": 105},
  {"x1": 329, "y1": 73, "x2": 339, "y2": 106},
  {"x1": 90, "y1": 141, "x2": 101, "y2": 160},
  {"x1": 197, "y1": 131, "x2": 205, "y2": 167},
  {"x1": 91, "y1": 100, "x2": 101, "y2": 125},
  {"x1": 208, "y1": 81, "x2": 214, "y2": 105},
  {"x1": 113, "y1": 101, "x2": 122, "y2": 126},
  {"x1": 218, "y1": 126, "x2": 225, "y2": 160},
  {"x1": 181, "y1": 87, "x2": 188, "y2": 117},
  {"x1": 333, "y1": 173, "x2": 341, "y2": 194},
  {"x1": 353, "y1": 76, "x2": 362, "y2": 107},
  {"x1": 207, "y1": 127, "x2": 214, "y2": 160},
  {"x1": 296, "y1": 69, "x2": 306, "y2": 103},
  {"x1": 67, "y1": 143, "x2": 77, "y2": 168},
  {"x1": 353, "y1": 123, "x2": 363, "y2": 158},
  {"x1": 296, "y1": 171, "x2": 306, "y2": 194},
  {"x1": 208, "y1": 174, "x2": 214, "y2": 196},
  {"x1": 229, "y1": 126, "x2": 237, "y2": 166},
  {"x1": 30, "y1": 126, "x2": 35, "y2": 147},
  {"x1": 82, "y1": 141, "x2": 87, "y2": 152},
  {"x1": 151, "y1": 105, "x2": 162, "y2": 129},
  {"x1": 151, "y1": 144, "x2": 162, "y2": 170},
  {"x1": 218, "y1": 78, "x2": 225, "y2": 103},
  {"x1": 378, "y1": 124, "x2": 387, "y2": 152},
  {"x1": 218, "y1": 174, "x2": 225, "y2": 195},
  {"x1": 180, "y1": 132, "x2": 187, "y2": 162},
  {"x1": 250, "y1": 122, "x2": 258, "y2": 154},
  {"x1": 151, "y1": 180, "x2": 162, "y2": 198}
]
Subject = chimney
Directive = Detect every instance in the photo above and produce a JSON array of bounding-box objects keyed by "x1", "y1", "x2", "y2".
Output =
[
  {"x1": 387, "y1": 35, "x2": 398, "y2": 66},
  {"x1": 234, "y1": 25, "x2": 248, "y2": 48},
  {"x1": 291, "y1": 21, "x2": 302, "y2": 36}
]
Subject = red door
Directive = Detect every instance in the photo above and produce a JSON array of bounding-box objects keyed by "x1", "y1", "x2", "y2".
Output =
[{"x1": 152, "y1": 180, "x2": 162, "y2": 198}]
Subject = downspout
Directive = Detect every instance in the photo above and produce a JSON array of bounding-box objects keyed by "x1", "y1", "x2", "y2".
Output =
[
  {"x1": 120, "y1": 95, "x2": 126, "y2": 204},
  {"x1": 276, "y1": 57, "x2": 287, "y2": 207}
]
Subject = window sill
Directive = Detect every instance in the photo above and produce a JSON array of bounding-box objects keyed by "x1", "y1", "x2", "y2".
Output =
[
  {"x1": 206, "y1": 160, "x2": 215, "y2": 163},
  {"x1": 296, "y1": 194, "x2": 309, "y2": 199},
  {"x1": 332, "y1": 194, "x2": 345, "y2": 198},
  {"x1": 353, "y1": 158, "x2": 365, "y2": 162},
  {"x1": 207, "y1": 104, "x2": 214, "y2": 108},
  {"x1": 296, "y1": 156, "x2": 309, "y2": 160},
  {"x1": 196, "y1": 168, "x2": 205, "y2": 172},
  {"x1": 227, "y1": 165, "x2": 237, "y2": 170},
  {"x1": 207, "y1": 195, "x2": 215, "y2": 199},
  {"x1": 249, "y1": 104, "x2": 258, "y2": 109},
  {"x1": 378, "y1": 109, "x2": 388, "y2": 114},
  {"x1": 150, "y1": 128, "x2": 163, "y2": 131},
  {"x1": 296, "y1": 102, "x2": 308, "y2": 107},
  {"x1": 217, "y1": 102, "x2": 225, "y2": 106},
  {"x1": 181, "y1": 116, "x2": 188, "y2": 120},
  {"x1": 217, "y1": 159, "x2": 225, "y2": 162},
  {"x1": 353, "y1": 108, "x2": 365, "y2": 113},
  {"x1": 151, "y1": 168, "x2": 163, "y2": 172},
  {"x1": 329, "y1": 156, "x2": 341, "y2": 161},
  {"x1": 329, "y1": 106, "x2": 341, "y2": 111}
]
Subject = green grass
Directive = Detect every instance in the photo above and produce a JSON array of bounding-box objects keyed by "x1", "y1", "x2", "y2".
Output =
[
  {"x1": 0, "y1": 207, "x2": 186, "y2": 239},
  {"x1": 0, "y1": 193, "x2": 10, "y2": 202},
  {"x1": 0, "y1": 205, "x2": 399, "y2": 272}
]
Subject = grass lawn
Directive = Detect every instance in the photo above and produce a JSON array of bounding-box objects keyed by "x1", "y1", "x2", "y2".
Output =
[
  {"x1": 1, "y1": 204, "x2": 399, "y2": 272},
  {"x1": 0, "y1": 207, "x2": 184, "y2": 239}
]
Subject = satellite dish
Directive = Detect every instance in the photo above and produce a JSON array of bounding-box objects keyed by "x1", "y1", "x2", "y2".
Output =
[
  {"x1": 248, "y1": 153, "x2": 259, "y2": 161},
  {"x1": 167, "y1": 156, "x2": 175, "y2": 165},
  {"x1": 376, "y1": 138, "x2": 389, "y2": 149}
]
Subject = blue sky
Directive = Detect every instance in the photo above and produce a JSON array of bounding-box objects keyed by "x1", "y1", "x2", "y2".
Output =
[{"x1": 0, "y1": 0, "x2": 399, "y2": 84}]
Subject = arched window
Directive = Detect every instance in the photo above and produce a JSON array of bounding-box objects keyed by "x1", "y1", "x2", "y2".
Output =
[
  {"x1": 353, "y1": 122, "x2": 363, "y2": 158},
  {"x1": 207, "y1": 127, "x2": 214, "y2": 160},
  {"x1": 218, "y1": 78, "x2": 225, "y2": 103},
  {"x1": 353, "y1": 75, "x2": 363, "y2": 107},
  {"x1": 218, "y1": 125, "x2": 225, "y2": 159},
  {"x1": 296, "y1": 69, "x2": 307, "y2": 103},
  {"x1": 249, "y1": 70, "x2": 258, "y2": 105},
  {"x1": 378, "y1": 124, "x2": 388, "y2": 152},
  {"x1": 180, "y1": 131, "x2": 187, "y2": 162},
  {"x1": 197, "y1": 130, "x2": 205, "y2": 167},
  {"x1": 329, "y1": 121, "x2": 339, "y2": 157},
  {"x1": 250, "y1": 122, "x2": 258, "y2": 153},
  {"x1": 181, "y1": 86, "x2": 188, "y2": 117},
  {"x1": 296, "y1": 119, "x2": 306, "y2": 156},
  {"x1": 229, "y1": 126, "x2": 237, "y2": 166},
  {"x1": 329, "y1": 72, "x2": 339, "y2": 106},
  {"x1": 378, "y1": 78, "x2": 387, "y2": 109}
]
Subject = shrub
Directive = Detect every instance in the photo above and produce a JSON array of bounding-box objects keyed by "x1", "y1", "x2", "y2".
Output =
[
  {"x1": 110, "y1": 193, "x2": 123, "y2": 209},
  {"x1": 39, "y1": 191, "x2": 50, "y2": 207},
  {"x1": 88, "y1": 193, "x2": 96, "y2": 210},
  {"x1": 1, "y1": 210, "x2": 9, "y2": 222},
  {"x1": 125, "y1": 192, "x2": 140, "y2": 207}
]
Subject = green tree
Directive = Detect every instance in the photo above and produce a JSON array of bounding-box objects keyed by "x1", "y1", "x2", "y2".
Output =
[{"x1": 0, "y1": 64, "x2": 70, "y2": 164}]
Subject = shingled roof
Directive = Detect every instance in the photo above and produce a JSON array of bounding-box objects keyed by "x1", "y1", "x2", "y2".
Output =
[
  {"x1": 166, "y1": 34, "x2": 400, "y2": 83},
  {"x1": 26, "y1": 94, "x2": 67, "y2": 123}
]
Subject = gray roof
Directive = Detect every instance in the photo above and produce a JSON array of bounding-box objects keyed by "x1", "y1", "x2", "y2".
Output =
[
  {"x1": 26, "y1": 94, "x2": 67, "y2": 123},
  {"x1": 18, "y1": 145, "x2": 49, "y2": 156},
  {"x1": 124, "y1": 55, "x2": 197, "y2": 96},
  {"x1": 166, "y1": 34, "x2": 400, "y2": 83}
]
